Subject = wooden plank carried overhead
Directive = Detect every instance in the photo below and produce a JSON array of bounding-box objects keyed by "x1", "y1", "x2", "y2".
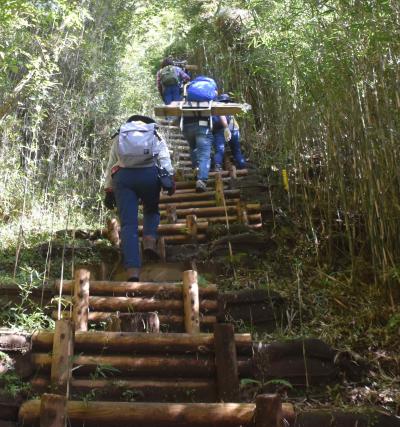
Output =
[{"x1": 154, "y1": 101, "x2": 251, "y2": 117}]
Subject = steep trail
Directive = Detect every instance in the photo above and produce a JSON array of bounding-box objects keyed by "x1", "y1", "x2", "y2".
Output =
[
  {"x1": 3, "y1": 121, "x2": 399, "y2": 427},
  {"x1": 16, "y1": 123, "x2": 292, "y2": 426}
]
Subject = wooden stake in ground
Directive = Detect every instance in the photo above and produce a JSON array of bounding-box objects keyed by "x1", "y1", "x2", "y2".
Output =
[
  {"x1": 214, "y1": 323, "x2": 240, "y2": 402},
  {"x1": 40, "y1": 394, "x2": 67, "y2": 427},
  {"x1": 50, "y1": 320, "x2": 74, "y2": 395},
  {"x1": 254, "y1": 394, "x2": 283, "y2": 427},
  {"x1": 215, "y1": 173, "x2": 225, "y2": 207},
  {"x1": 186, "y1": 214, "x2": 198, "y2": 242},
  {"x1": 72, "y1": 269, "x2": 90, "y2": 331},
  {"x1": 182, "y1": 270, "x2": 200, "y2": 334}
]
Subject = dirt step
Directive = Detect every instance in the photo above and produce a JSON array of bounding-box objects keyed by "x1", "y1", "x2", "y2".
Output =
[{"x1": 31, "y1": 377, "x2": 218, "y2": 402}]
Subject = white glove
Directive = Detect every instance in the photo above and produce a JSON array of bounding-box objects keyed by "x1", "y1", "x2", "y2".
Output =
[{"x1": 224, "y1": 128, "x2": 232, "y2": 142}]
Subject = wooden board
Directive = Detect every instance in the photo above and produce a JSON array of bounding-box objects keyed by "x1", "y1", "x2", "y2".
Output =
[{"x1": 154, "y1": 101, "x2": 251, "y2": 117}]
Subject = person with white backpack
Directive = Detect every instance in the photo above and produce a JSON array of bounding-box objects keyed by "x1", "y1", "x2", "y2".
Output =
[{"x1": 104, "y1": 115, "x2": 175, "y2": 282}]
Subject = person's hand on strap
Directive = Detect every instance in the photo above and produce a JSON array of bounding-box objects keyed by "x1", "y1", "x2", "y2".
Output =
[{"x1": 104, "y1": 189, "x2": 116, "y2": 209}]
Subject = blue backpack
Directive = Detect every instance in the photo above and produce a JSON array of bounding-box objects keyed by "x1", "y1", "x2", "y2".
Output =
[{"x1": 187, "y1": 76, "x2": 217, "y2": 102}]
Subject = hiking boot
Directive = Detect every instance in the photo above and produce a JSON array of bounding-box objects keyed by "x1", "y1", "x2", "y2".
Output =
[
  {"x1": 214, "y1": 164, "x2": 222, "y2": 172},
  {"x1": 196, "y1": 179, "x2": 207, "y2": 193},
  {"x1": 126, "y1": 267, "x2": 140, "y2": 282},
  {"x1": 142, "y1": 236, "x2": 160, "y2": 261}
]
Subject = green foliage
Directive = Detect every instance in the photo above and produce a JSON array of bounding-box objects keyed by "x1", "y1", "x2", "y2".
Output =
[{"x1": 0, "y1": 372, "x2": 31, "y2": 398}]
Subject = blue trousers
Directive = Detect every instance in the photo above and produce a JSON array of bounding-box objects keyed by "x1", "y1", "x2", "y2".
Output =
[
  {"x1": 112, "y1": 167, "x2": 160, "y2": 268},
  {"x1": 213, "y1": 129, "x2": 246, "y2": 169},
  {"x1": 182, "y1": 122, "x2": 213, "y2": 181},
  {"x1": 162, "y1": 85, "x2": 181, "y2": 105}
]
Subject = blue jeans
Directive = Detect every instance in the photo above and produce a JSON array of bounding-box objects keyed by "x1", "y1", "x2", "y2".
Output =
[
  {"x1": 112, "y1": 167, "x2": 160, "y2": 268},
  {"x1": 162, "y1": 85, "x2": 181, "y2": 105},
  {"x1": 213, "y1": 129, "x2": 246, "y2": 169},
  {"x1": 182, "y1": 122, "x2": 213, "y2": 181}
]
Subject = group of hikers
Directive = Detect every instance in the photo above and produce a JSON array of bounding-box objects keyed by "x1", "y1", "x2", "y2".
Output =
[
  {"x1": 157, "y1": 57, "x2": 246, "y2": 192},
  {"x1": 103, "y1": 57, "x2": 247, "y2": 282}
]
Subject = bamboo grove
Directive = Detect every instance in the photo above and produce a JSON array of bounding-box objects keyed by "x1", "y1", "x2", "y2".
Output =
[{"x1": 1, "y1": 0, "x2": 399, "y2": 302}]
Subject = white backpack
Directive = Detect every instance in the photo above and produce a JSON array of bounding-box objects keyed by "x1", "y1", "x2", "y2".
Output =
[{"x1": 117, "y1": 122, "x2": 159, "y2": 167}]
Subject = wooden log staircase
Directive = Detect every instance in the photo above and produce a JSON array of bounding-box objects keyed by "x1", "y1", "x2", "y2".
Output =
[{"x1": 18, "y1": 124, "x2": 292, "y2": 426}]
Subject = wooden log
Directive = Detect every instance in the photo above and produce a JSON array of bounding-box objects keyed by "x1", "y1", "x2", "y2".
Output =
[
  {"x1": 72, "y1": 269, "x2": 90, "y2": 332},
  {"x1": 154, "y1": 101, "x2": 252, "y2": 117},
  {"x1": 157, "y1": 237, "x2": 166, "y2": 263},
  {"x1": 141, "y1": 222, "x2": 208, "y2": 235},
  {"x1": 164, "y1": 234, "x2": 207, "y2": 243},
  {"x1": 50, "y1": 320, "x2": 74, "y2": 395},
  {"x1": 237, "y1": 201, "x2": 249, "y2": 226},
  {"x1": 229, "y1": 165, "x2": 237, "y2": 180},
  {"x1": 173, "y1": 213, "x2": 261, "y2": 225},
  {"x1": 0, "y1": 330, "x2": 31, "y2": 351},
  {"x1": 182, "y1": 169, "x2": 248, "y2": 178},
  {"x1": 55, "y1": 281, "x2": 218, "y2": 298},
  {"x1": 166, "y1": 205, "x2": 177, "y2": 223},
  {"x1": 159, "y1": 189, "x2": 240, "y2": 203},
  {"x1": 186, "y1": 215, "x2": 198, "y2": 242},
  {"x1": 159, "y1": 199, "x2": 240, "y2": 210},
  {"x1": 21, "y1": 400, "x2": 256, "y2": 427},
  {"x1": 31, "y1": 377, "x2": 217, "y2": 402},
  {"x1": 214, "y1": 173, "x2": 225, "y2": 207},
  {"x1": 105, "y1": 314, "x2": 121, "y2": 332},
  {"x1": 32, "y1": 331, "x2": 252, "y2": 354},
  {"x1": 160, "y1": 204, "x2": 261, "y2": 218},
  {"x1": 182, "y1": 270, "x2": 200, "y2": 334},
  {"x1": 254, "y1": 394, "x2": 282, "y2": 427},
  {"x1": 214, "y1": 324, "x2": 240, "y2": 402},
  {"x1": 119, "y1": 312, "x2": 160, "y2": 333},
  {"x1": 39, "y1": 394, "x2": 67, "y2": 427},
  {"x1": 72, "y1": 296, "x2": 217, "y2": 313},
  {"x1": 51, "y1": 311, "x2": 218, "y2": 327},
  {"x1": 106, "y1": 218, "x2": 120, "y2": 247},
  {"x1": 87, "y1": 296, "x2": 182, "y2": 312},
  {"x1": 32, "y1": 354, "x2": 217, "y2": 377}
]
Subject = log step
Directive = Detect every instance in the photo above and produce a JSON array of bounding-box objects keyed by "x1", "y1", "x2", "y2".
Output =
[
  {"x1": 55, "y1": 281, "x2": 218, "y2": 298},
  {"x1": 160, "y1": 204, "x2": 260, "y2": 218},
  {"x1": 31, "y1": 354, "x2": 252, "y2": 377},
  {"x1": 52, "y1": 311, "x2": 217, "y2": 329},
  {"x1": 159, "y1": 199, "x2": 240, "y2": 210},
  {"x1": 19, "y1": 399, "x2": 294, "y2": 427},
  {"x1": 57, "y1": 296, "x2": 218, "y2": 313},
  {"x1": 159, "y1": 189, "x2": 240, "y2": 203},
  {"x1": 32, "y1": 331, "x2": 252, "y2": 354}
]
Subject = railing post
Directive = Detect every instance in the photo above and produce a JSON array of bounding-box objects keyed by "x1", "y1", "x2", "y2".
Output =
[
  {"x1": 72, "y1": 268, "x2": 90, "y2": 332},
  {"x1": 215, "y1": 172, "x2": 225, "y2": 207},
  {"x1": 186, "y1": 214, "x2": 198, "y2": 242},
  {"x1": 40, "y1": 394, "x2": 67, "y2": 427},
  {"x1": 214, "y1": 323, "x2": 240, "y2": 402},
  {"x1": 51, "y1": 320, "x2": 74, "y2": 395},
  {"x1": 182, "y1": 270, "x2": 200, "y2": 334},
  {"x1": 255, "y1": 394, "x2": 283, "y2": 427}
]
